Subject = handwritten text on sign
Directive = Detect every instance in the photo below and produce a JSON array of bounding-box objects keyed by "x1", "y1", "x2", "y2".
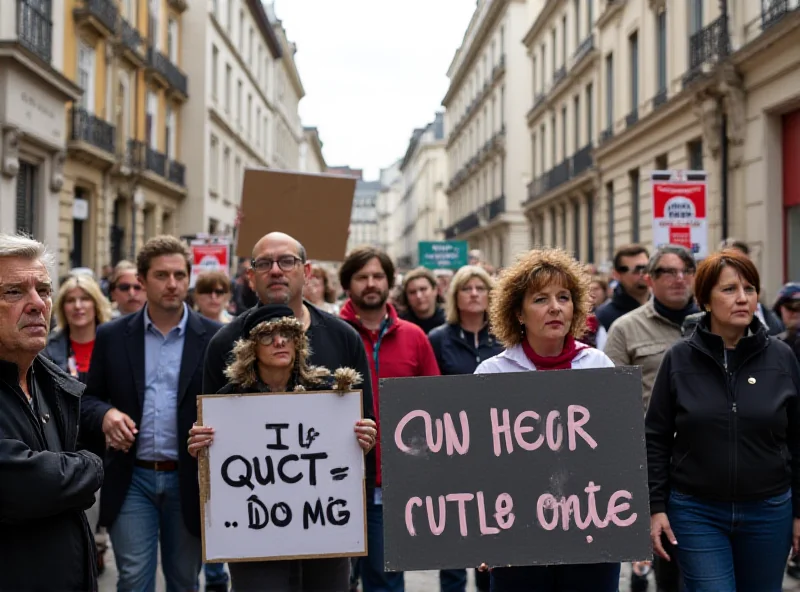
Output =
[
  {"x1": 199, "y1": 391, "x2": 366, "y2": 563},
  {"x1": 379, "y1": 368, "x2": 650, "y2": 571}
]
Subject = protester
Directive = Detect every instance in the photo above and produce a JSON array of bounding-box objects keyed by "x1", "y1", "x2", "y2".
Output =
[
  {"x1": 109, "y1": 260, "x2": 145, "y2": 317},
  {"x1": 0, "y1": 233, "x2": 104, "y2": 592},
  {"x1": 584, "y1": 274, "x2": 610, "y2": 349},
  {"x1": 434, "y1": 268, "x2": 453, "y2": 304},
  {"x1": 775, "y1": 283, "x2": 800, "y2": 356},
  {"x1": 474, "y1": 248, "x2": 618, "y2": 591},
  {"x1": 194, "y1": 270, "x2": 233, "y2": 324},
  {"x1": 188, "y1": 304, "x2": 377, "y2": 590},
  {"x1": 595, "y1": 244, "x2": 650, "y2": 331},
  {"x1": 646, "y1": 249, "x2": 800, "y2": 591},
  {"x1": 81, "y1": 236, "x2": 222, "y2": 591},
  {"x1": 231, "y1": 258, "x2": 258, "y2": 315},
  {"x1": 338, "y1": 246, "x2": 443, "y2": 592},
  {"x1": 304, "y1": 264, "x2": 340, "y2": 314},
  {"x1": 99, "y1": 263, "x2": 113, "y2": 298},
  {"x1": 427, "y1": 264, "x2": 500, "y2": 592},
  {"x1": 401, "y1": 266, "x2": 447, "y2": 334},
  {"x1": 590, "y1": 275, "x2": 609, "y2": 309},
  {"x1": 718, "y1": 238, "x2": 784, "y2": 334}
]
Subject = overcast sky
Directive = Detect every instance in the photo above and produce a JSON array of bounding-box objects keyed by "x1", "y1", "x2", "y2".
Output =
[{"x1": 272, "y1": 0, "x2": 476, "y2": 180}]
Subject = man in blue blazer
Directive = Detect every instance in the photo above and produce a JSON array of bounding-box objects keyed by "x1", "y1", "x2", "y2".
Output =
[{"x1": 82, "y1": 235, "x2": 221, "y2": 591}]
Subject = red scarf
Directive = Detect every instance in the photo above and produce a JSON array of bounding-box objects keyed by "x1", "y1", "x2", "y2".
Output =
[{"x1": 521, "y1": 334, "x2": 582, "y2": 371}]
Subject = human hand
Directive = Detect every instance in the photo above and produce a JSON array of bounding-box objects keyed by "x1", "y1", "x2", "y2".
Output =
[
  {"x1": 354, "y1": 419, "x2": 377, "y2": 452},
  {"x1": 102, "y1": 409, "x2": 137, "y2": 452},
  {"x1": 650, "y1": 513, "x2": 677, "y2": 561},
  {"x1": 188, "y1": 422, "x2": 215, "y2": 458}
]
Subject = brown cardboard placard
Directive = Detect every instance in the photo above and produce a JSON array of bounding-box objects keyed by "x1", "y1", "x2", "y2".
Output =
[{"x1": 236, "y1": 169, "x2": 357, "y2": 261}]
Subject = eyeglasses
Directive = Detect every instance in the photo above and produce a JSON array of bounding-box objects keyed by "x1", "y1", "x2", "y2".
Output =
[
  {"x1": 616, "y1": 265, "x2": 648, "y2": 275},
  {"x1": 116, "y1": 283, "x2": 142, "y2": 292},
  {"x1": 459, "y1": 285, "x2": 488, "y2": 294},
  {"x1": 255, "y1": 330, "x2": 294, "y2": 345},
  {"x1": 251, "y1": 256, "x2": 303, "y2": 273},
  {"x1": 198, "y1": 289, "x2": 227, "y2": 297},
  {"x1": 653, "y1": 267, "x2": 696, "y2": 280}
]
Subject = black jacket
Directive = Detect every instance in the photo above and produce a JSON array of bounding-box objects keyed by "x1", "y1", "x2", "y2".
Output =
[
  {"x1": 400, "y1": 306, "x2": 447, "y2": 335},
  {"x1": 203, "y1": 302, "x2": 376, "y2": 490},
  {"x1": 428, "y1": 323, "x2": 503, "y2": 376},
  {"x1": 0, "y1": 356, "x2": 104, "y2": 592},
  {"x1": 646, "y1": 318, "x2": 800, "y2": 516},
  {"x1": 595, "y1": 284, "x2": 643, "y2": 331},
  {"x1": 81, "y1": 308, "x2": 222, "y2": 537}
]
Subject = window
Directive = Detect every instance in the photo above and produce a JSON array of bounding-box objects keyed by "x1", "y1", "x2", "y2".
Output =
[
  {"x1": 657, "y1": 9, "x2": 667, "y2": 92},
  {"x1": 532, "y1": 132, "x2": 538, "y2": 175},
  {"x1": 561, "y1": 204, "x2": 568, "y2": 248},
  {"x1": 256, "y1": 107, "x2": 261, "y2": 147},
  {"x1": 146, "y1": 91, "x2": 157, "y2": 148},
  {"x1": 605, "y1": 53, "x2": 614, "y2": 129},
  {"x1": 573, "y1": 200, "x2": 581, "y2": 258},
  {"x1": 124, "y1": 0, "x2": 136, "y2": 20},
  {"x1": 249, "y1": 27, "x2": 254, "y2": 63},
  {"x1": 237, "y1": 80, "x2": 243, "y2": 125},
  {"x1": 629, "y1": 169, "x2": 640, "y2": 242},
  {"x1": 606, "y1": 182, "x2": 615, "y2": 261},
  {"x1": 561, "y1": 105, "x2": 567, "y2": 160},
  {"x1": 532, "y1": 56, "x2": 537, "y2": 95},
  {"x1": 655, "y1": 153, "x2": 668, "y2": 170},
  {"x1": 574, "y1": 0, "x2": 581, "y2": 43},
  {"x1": 550, "y1": 208, "x2": 557, "y2": 245},
  {"x1": 225, "y1": 64, "x2": 232, "y2": 112},
  {"x1": 500, "y1": 85, "x2": 505, "y2": 125},
  {"x1": 16, "y1": 162, "x2": 37, "y2": 238},
  {"x1": 227, "y1": 0, "x2": 233, "y2": 32},
  {"x1": 551, "y1": 113, "x2": 556, "y2": 161},
  {"x1": 541, "y1": 43, "x2": 547, "y2": 81},
  {"x1": 148, "y1": 0, "x2": 159, "y2": 49},
  {"x1": 168, "y1": 18, "x2": 178, "y2": 62},
  {"x1": 629, "y1": 32, "x2": 638, "y2": 112},
  {"x1": 247, "y1": 94, "x2": 252, "y2": 137},
  {"x1": 551, "y1": 28, "x2": 557, "y2": 73},
  {"x1": 117, "y1": 73, "x2": 130, "y2": 140},
  {"x1": 209, "y1": 135, "x2": 219, "y2": 191},
  {"x1": 166, "y1": 106, "x2": 176, "y2": 159},
  {"x1": 211, "y1": 45, "x2": 218, "y2": 100},
  {"x1": 562, "y1": 15, "x2": 567, "y2": 64},
  {"x1": 234, "y1": 157, "x2": 242, "y2": 202},
  {"x1": 586, "y1": 83, "x2": 594, "y2": 143},
  {"x1": 586, "y1": 193, "x2": 595, "y2": 263},
  {"x1": 223, "y1": 146, "x2": 230, "y2": 199},
  {"x1": 587, "y1": 0, "x2": 593, "y2": 31},
  {"x1": 688, "y1": 139, "x2": 703, "y2": 170},
  {"x1": 210, "y1": 0, "x2": 217, "y2": 17},
  {"x1": 77, "y1": 41, "x2": 95, "y2": 112},
  {"x1": 500, "y1": 26, "x2": 505, "y2": 55},
  {"x1": 539, "y1": 123, "x2": 546, "y2": 172},
  {"x1": 573, "y1": 94, "x2": 580, "y2": 151},
  {"x1": 688, "y1": 0, "x2": 703, "y2": 35},
  {"x1": 238, "y1": 10, "x2": 244, "y2": 52},
  {"x1": 257, "y1": 45, "x2": 263, "y2": 82}
]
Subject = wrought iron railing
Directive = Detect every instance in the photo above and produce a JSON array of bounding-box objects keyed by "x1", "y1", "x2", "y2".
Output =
[
  {"x1": 78, "y1": 0, "x2": 118, "y2": 33},
  {"x1": 147, "y1": 46, "x2": 188, "y2": 96},
  {"x1": 121, "y1": 18, "x2": 143, "y2": 55},
  {"x1": 70, "y1": 107, "x2": 115, "y2": 154},
  {"x1": 168, "y1": 160, "x2": 185, "y2": 187},
  {"x1": 17, "y1": 0, "x2": 52, "y2": 62}
]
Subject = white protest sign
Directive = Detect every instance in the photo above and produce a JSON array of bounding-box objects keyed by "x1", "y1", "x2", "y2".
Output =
[{"x1": 199, "y1": 391, "x2": 367, "y2": 563}]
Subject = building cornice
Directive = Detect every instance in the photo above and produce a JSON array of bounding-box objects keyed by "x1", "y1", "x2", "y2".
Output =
[
  {"x1": 0, "y1": 43, "x2": 83, "y2": 102},
  {"x1": 442, "y1": 0, "x2": 508, "y2": 106},
  {"x1": 303, "y1": 127, "x2": 326, "y2": 168},
  {"x1": 522, "y1": 0, "x2": 564, "y2": 48},
  {"x1": 246, "y1": 0, "x2": 282, "y2": 58}
]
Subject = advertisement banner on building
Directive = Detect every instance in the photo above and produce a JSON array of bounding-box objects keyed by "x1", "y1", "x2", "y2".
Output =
[
  {"x1": 651, "y1": 170, "x2": 708, "y2": 258},
  {"x1": 418, "y1": 241, "x2": 469, "y2": 270},
  {"x1": 190, "y1": 238, "x2": 231, "y2": 289}
]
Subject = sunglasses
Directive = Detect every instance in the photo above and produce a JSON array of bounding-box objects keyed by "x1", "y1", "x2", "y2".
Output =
[
  {"x1": 615, "y1": 265, "x2": 648, "y2": 275},
  {"x1": 116, "y1": 283, "x2": 142, "y2": 292},
  {"x1": 784, "y1": 301, "x2": 800, "y2": 313},
  {"x1": 198, "y1": 289, "x2": 227, "y2": 297},
  {"x1": 255, "y1": 330, "x2": 296, "y2": 346}
]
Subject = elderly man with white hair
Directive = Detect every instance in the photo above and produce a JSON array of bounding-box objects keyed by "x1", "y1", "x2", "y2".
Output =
[{"x1": 0, "y1": 233, "x2": 104, "y2": 591}]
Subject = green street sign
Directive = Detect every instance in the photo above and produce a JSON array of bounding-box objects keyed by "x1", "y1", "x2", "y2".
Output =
[{"x1": 418, "y1": 241, "x2": 469, "y2": 270}]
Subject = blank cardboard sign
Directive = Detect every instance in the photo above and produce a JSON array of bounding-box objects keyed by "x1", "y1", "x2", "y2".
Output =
[{"x1": 236, "y1": 169, "x2": 357, "y2": 260}]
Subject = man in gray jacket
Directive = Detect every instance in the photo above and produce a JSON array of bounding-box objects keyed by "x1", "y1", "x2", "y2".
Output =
[{"x1": 0, "y1": 233, "x2": 104, "y2": 591}]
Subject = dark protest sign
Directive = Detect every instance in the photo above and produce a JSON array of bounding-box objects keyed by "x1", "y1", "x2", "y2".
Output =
[
  {"x1": 198, "y1": 391, "x2": 367, "y2": 563},
  {"x1": 379, "y1": 368, "x2": 650, "y2": 571}
]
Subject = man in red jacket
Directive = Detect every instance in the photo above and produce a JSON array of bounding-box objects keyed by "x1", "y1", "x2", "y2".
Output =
[{"x1": 338, "y1": 246, "x2": 449, "y2": 592}]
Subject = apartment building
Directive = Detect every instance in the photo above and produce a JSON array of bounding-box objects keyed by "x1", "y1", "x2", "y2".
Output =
[
  {"x1": 56, "y1": 0, "x2": 189, "y2": 277},
  {"x1": 347, "y1": 177, "x2": 381, "y2": 254},
  {"x1": 299, "y1": 126, "x2": 326, "y2": 173},
  {"x1": 395, "y1": 113, "x2": 448, "y2": 268},
  {"x1": 376, "y1": 159, "x2": 404, "y2": 259},
  {"x1": 441, "y1": 0, "x2": 532, "y2": 268},
  {"x1": 0, "y1": 0, "x2": 80, "y2": 272},
  {"x1": 523, "y1": 0, "x2": 598, "y2": 264},
  {"x1": 181, "y1": 0, "x2": 281, "y2": 237}
]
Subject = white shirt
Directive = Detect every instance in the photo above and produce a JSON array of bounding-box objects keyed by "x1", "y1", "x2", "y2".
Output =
[{"x1": 475, "y1": 342, "x2": 615, "y2": 374}]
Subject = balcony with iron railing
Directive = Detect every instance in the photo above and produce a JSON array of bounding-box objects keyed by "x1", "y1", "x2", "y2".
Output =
[
  {"x1": 761, "y1": 0, "x2": 800, "y2": 30},
  {"x1": 572, "y1": 144, "x2": 593, "y2": 176},
  {"x1": 120, "y1": 18, "x2": 144, "y2": 57},
  {"x1": 684, "y1": 15, "x2": 729, "y2": 86},
  {"x1": 168, "y1": 160, "x2": 186, "y2": 187},
  {"x1": 125, "y1": 140, "x2": 185, "y2": 187},
  {"x1": 573, "y1": 35, "x2": 595, "y2": 66},
  {"x1": 525, "y1": 144, "x2": 594, "y2": 205},
  {"x1": 600, "y1": 126, "x2": 614, "y2": 144},
  {"x1": 147, "y1": 47, "x2": 188, "y2": 98},
  {"x1": 488, "y1": 194, "x2": 506, "y2": 220},
  {"x1": 145, "y1": 145, "x2": 167, "y2": 177},
  {"x1": 444, "y1": 211, "x2": 480, "y2": 240},
  {"x1": 553, "y1": 65, "x2": 567, "y2": 87},
  {"x1": 653, "y1": 88, "x2": 668, "y2": 109},
  {"x1": 74, "y1": 0, "x2": 118, "y2": 36},
  {"x1": 625, "y1": 109, "x2": 639, "y2": 128},
  {"x1": 17, "y1": 0, "x2": 53, "y2": 62},
  {"x1": 69, "y1": 107, "x2": 115, "y2": 155}
]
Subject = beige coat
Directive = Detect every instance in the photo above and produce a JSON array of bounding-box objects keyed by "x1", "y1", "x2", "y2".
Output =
[{"x1": 603, "y1": 299, "x2": 682, "y2": 411}]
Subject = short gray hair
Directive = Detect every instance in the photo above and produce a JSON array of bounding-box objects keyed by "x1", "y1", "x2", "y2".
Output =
[
  {"x1": 0, "y1": 233, "x2": 55, "y2": 269},
  {"x1": 647, "y1": 244, "x2": 696, "y2": 275}
]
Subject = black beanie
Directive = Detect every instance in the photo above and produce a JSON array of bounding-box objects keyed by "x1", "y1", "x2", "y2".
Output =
[{"x1": 242, "y1": 304, "x2": 296, "y2": 337}]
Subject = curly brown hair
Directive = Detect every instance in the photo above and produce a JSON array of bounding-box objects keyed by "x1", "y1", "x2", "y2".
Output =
[{"x1": 489, "y1": 248, "x2": 591, "y2": 347}]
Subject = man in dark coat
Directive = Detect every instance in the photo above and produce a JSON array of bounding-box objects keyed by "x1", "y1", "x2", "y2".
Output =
[{"x1": 0, "y1": 233, "x2": 104, "y2": 592}]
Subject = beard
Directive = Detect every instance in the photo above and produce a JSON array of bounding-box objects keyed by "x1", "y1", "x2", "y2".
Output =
[{"x1": 352, "y1": 289, "x2": 389, "y2": 311}]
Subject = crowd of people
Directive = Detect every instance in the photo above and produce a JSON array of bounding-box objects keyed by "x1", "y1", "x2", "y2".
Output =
[{"x1": 1, "y1": 227, "x2": 799, "y2": 592}]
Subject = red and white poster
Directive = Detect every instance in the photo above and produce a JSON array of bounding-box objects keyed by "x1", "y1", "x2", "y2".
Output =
[
  {"x1": 651, "y1": 170, "x2": 708, "y2": 259},
  {"x1": 190, "y1": 238, "x2": 231, "y2": 289}
]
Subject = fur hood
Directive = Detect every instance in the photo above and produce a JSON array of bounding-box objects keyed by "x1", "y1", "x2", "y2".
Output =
[{"x1": 224, "y1": 316, "x2": 362, "y2": 392}]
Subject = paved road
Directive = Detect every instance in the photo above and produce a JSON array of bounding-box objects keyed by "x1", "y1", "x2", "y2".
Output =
[{"x1": 97, "y1": 550, "x2": 800, "y2": 591}]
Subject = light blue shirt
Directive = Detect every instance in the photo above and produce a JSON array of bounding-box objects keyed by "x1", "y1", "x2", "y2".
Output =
[{"x1": 136, "y1": 304, "x2": 188, "y2": 461}]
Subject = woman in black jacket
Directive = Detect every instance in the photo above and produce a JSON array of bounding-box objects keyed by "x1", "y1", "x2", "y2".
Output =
[
  {"x1": 646, "y1": 249, "x2": 800, "y2": 592},
  {"x1": 428, "y1": 265, "x2": 503, "y2": 592}
]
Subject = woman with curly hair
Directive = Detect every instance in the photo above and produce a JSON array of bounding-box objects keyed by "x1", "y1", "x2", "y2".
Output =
[
  {"x1": 475, "y1": 248, "x2": 619, "y2": 592},
  {"x1": 187, "y1": 304, "x2": 378, "y2": 591}
]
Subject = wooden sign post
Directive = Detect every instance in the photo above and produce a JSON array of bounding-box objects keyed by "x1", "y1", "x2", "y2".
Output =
[
  {"x1": 379, "y1": 368, "x2": 651, "y2": 571},
  {"x1": 198, "y1": 391, "x2": 367, "y2": 563}
]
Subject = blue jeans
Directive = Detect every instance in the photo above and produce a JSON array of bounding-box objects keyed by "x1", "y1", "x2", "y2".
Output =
[
  {"x1": 490, "y1": 563, "x2": 620, "y2": 591},
  {"x1": 359, "y1": 498, "x2": 467, "y2": 592},
  {"x1": 204, "y1": 562, "x2": 228, "y2": 585},
  {"x1": 667, "y1": 489, "x2": 793, "y2": 592},
  {"x1": 108, "y1": 466, "x2": 201, "y2": 592}
]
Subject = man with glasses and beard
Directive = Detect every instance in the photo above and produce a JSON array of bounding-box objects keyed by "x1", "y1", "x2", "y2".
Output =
[
  {"x1": 337, "y1": 246, "x2": 445, "y2": 592},
  {"x1": 603, "y1": 245, "x2": 699, "y2": 592},
  {"x1": 596, "y1": 244, "x2": 651, "y2": 332}
]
